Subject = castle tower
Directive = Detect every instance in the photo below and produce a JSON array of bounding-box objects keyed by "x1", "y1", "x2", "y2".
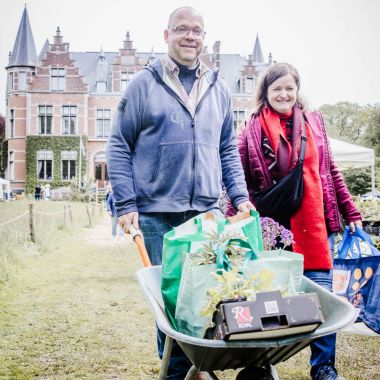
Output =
[{"x1": 5, "y1": 6, "x2": 38, "y2": 189}]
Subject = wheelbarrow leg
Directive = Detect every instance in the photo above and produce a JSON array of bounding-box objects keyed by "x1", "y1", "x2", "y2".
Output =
[
  {"x1": 158, "y1": 335, "x2": 173, "y2": 380},
  {"x1": 267, "y1": 364, "x2": 280, "y2": 380},
  {"x1": 184, "y1": 365, "x2": 197, "y2": 380}
]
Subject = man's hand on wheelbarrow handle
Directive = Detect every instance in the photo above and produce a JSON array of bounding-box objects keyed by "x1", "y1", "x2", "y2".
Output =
[
  {"x1": 119, "y1": 212, "x2": 139, "y2": 233},
  {"x1": 119, "y1": 212, "x2": 152, "y2": 268}
]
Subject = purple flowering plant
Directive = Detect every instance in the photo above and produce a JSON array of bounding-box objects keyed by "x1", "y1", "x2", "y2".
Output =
[{"x1": 260, "y1": 217, "x2": 294, "y2": 251}]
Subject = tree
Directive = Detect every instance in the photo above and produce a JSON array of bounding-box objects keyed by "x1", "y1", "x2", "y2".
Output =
[
  {"x1": 319, "y1": 102, "x2": 367, "y2": 143},
  {"x1": 363, "y1": 104, "x2": 380, "y2": 156},
  {"x1": 342, "y1": 168, "x2": 372, "y2": 196},
  {"x1": 0, "y1": 114, "x2": 4, "y2": 142}
]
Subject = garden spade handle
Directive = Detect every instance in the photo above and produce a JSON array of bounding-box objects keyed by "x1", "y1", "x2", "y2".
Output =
[{"x1": 129, "y1": 226, "x2": 151, "y2": 267}]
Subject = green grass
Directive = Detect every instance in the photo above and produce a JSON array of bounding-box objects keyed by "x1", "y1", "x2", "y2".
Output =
[{"x1": 0, "y1": 200, "x2": 103, "y2": 285}]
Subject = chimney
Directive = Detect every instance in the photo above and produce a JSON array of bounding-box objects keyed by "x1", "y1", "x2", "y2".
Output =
[
  {"x1": 213, "y1": 41, "x2": 221, "y2": 68},
  {"x1": 54, "y1": 27, "x2": 63, "y2": 45}
]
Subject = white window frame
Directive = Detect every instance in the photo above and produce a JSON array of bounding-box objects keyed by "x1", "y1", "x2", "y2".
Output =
[
  {"x1": 37, "y1": 150, "x2": 53, "y2": 181},
  {"x1": 62, "y1": 106, "x2": 77, "y2": 135},
  {"x1": 38, "y1": 105, "x2": 53, "y2": 135},
  {"x1": 18, "y1": 71, "x2": 26, "y2": 91},
  {"x1": 245, "y1": 78, "x2": 254, "y2": 94},
  {"x1": 51, "y1": 68, "x2": 66, "y2": 91},
  {"x1": 96, "y1": 81, "x2": 106, "y2": 93},
  {"x1": 96, "y1": 108, "x2": 111, "y2": 137},
  {"x1": 233, "y1": 110, "x2": 246, "y2": 130},
  {"x1": 61, "y1": 151, "x2": 77, "y2": 180},
  {"x1": 121, "y1": 72, "x2": 133, "y2": 92}
]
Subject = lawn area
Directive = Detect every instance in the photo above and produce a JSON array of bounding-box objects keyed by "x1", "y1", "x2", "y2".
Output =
[
  {"x1": 0, "y1": 199, "x2": 102, "y2": 284},
  {"x1": 0, "y1": 202, "x2": 379, "y2": 379}
]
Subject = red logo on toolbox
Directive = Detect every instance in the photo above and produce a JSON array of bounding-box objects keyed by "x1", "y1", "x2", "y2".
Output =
[{"x1": 232, "y1": 306, "x2": 253, "y2": 328}]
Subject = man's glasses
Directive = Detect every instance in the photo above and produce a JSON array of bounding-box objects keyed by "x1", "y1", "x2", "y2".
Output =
[{"x1": 169, "y1": 25, "x2": 206, "y2": 38}]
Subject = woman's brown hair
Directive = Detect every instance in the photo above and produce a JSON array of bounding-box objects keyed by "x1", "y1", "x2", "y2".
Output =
[{"x1": 255, "y1": 62, "x2": 305, "y2": 113}]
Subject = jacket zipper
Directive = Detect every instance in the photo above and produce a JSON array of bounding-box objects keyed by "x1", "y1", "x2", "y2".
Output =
[
  {"x1": 147, "y1": 66, "x2": 218, "y2": 208},
  {"x1": 189, "y1": 80, "x2": 217, "y2": 207}
]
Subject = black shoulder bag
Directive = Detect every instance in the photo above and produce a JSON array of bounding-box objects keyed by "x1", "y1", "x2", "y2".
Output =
[{"x1": 254, "y1": 121, "x2": 307, "y2": 219}]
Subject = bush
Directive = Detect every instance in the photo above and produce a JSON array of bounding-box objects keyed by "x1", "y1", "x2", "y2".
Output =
[{"x1": 342, "y1": 168, "x2": 372, "y2": 195}]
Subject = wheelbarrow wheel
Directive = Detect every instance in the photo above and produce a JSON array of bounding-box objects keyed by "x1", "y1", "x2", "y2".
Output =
[{"x1": 236, "y1": 365, "x2": 276, "y2": 380}]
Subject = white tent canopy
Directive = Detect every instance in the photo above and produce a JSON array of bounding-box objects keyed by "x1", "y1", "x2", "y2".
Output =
[
  {"x1": 329, "y1": 138, "x2": 376, "y2": 190},
  {"x1": 0, "y1": 178, "x2": 11, "y2": 201}
]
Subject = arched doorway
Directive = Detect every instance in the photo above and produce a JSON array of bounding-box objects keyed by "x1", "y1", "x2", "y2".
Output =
[{"x1": 94, "y1": 152, "x2": 108, "y2": 189}]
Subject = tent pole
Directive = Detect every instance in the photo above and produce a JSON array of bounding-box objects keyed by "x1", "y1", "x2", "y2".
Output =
[{"x1": 371, "y1": 164, "x2": 375, "y2": 191}]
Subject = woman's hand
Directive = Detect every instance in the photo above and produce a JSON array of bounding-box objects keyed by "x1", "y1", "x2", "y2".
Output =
[{"x1": 349, "y1": 220, "x2": 362, "y2": 233}]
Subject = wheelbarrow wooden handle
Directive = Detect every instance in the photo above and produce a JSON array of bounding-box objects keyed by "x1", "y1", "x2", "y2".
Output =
[{"x1": 129, "y1": 226, "x2": 151, "y2": 267}]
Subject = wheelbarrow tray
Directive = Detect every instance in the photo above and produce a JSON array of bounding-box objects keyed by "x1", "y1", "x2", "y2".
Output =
[{"x1": 136, "y1": 265, "x2": 356, "y2": 372}]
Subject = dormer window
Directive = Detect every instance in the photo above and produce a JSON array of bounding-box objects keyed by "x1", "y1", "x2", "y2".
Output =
[
  {"x1": 246, "y1": 78, "x2": 254, "y2": 94},
  {"x1": 121, "y1": 72, "x2": 133, "y2": 92},
  {"x1": 51, "y1": 68, "x2": 66, "y2": 91},
  {"x1": 96, "y1": 81, "x2": 106, "y2": 93}
]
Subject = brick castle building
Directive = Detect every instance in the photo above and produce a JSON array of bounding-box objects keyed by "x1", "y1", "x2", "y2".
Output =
[{"x1": 4, "y1": 7, "x2": 271, "y2": 193}]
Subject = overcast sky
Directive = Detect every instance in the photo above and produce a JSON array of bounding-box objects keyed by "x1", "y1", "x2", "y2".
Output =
[{"x1": 0, "y1": 0, "x2": 379, "y2": 115}]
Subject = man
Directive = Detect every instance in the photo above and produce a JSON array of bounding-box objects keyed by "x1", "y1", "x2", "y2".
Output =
[{"x1": 107, "y1": 7, "x2": 253, "y2": 379}]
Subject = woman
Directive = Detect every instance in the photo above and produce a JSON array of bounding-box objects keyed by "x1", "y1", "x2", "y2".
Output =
[{"x1": 227, "y1": 63, "x2": 361, "y2": 380}]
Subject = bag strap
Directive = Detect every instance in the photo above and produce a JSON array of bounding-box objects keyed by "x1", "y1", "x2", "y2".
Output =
[
  {"x1": 337, "y1": 226, "x2": 377, "y2": 259},
  {"x1": 298, "y1": 116, "x2": 307, "y2": 164},
  {"x1": 214, "y1": 238, "x2": 258, "y2": 274}
]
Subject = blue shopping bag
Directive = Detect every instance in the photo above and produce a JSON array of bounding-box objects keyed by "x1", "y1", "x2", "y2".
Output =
[{"x1": 333, "y1": 227, "x2": 380, "y2": 333}]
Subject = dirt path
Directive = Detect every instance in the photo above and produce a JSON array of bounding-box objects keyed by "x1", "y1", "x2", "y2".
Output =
[{"x1": 83, "y1": 215, "x2": 133, "y2": 247}]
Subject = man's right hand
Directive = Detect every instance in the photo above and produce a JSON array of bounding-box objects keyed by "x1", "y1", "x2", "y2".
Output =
[{"x1": 118, "y1": 212, "x2": 139, "y2": 234}]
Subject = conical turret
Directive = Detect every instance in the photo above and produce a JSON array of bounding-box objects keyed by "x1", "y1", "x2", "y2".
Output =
[
  {"x1": 252, "y1": 34, "x2": 264, "y2": 64},
  {"x1": 7, "y1": 6, "x2": 37, "y2": 68}
]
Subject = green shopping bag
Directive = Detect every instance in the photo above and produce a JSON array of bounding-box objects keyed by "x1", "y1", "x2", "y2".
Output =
[
  {"x1": 242, "y1": 249, "x2": 304, "y2": 295},
  {"x1": 175, "y1": 247, "x2": 304, "y2": 338},
  {"x1": 161, "y1": 210, "x2": 263, "y2": 328}
]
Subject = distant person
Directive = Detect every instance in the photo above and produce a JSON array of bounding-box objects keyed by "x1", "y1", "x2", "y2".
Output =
[
  {"x1": 34, "y1": 184, "x2": 41, "y2": 200},
  {"x1": 106, "y1": 185, "x2": 124, "y2": 240},
  {"x1": 227, "y1": 62, "x2": 362, "y2": 380},
  {"x1": 44, "y1": 184, "x2": 51, "y2": 200},
  {"x1": 40, "y1": 184, "x2": 45, "y2": 200},
  {"x1": 107, "y1": 6, "x2": 253, "y2": 380}
]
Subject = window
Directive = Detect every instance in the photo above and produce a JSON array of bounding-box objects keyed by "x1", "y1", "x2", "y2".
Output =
[
  {"x1": 96, "y1": 81, "x2": 106, "y2": 93},
  {"x1": 8, "y1": 72, "x2": 14, "y2": 91},
  {"x1": 37, "y1": 151, "x2": 53, "y2": 180},
  {"x1": 61, "y1": 151, "x2": 77, "y2": 180},
  {"x1": 245, "y1": 78, "x2": 254, "y2": 94},
  {"x1": 9, "y1": 109, "x2": 14, "y2": 137},
  {"x1": 96, "y1": 109, "x2": 111, "y2": 137},
  {"x1": 38, "y1": 106, "x2": 53, "y2": 134},
  {"x1": 51, "y1": 68, "x2": 66, "y2": 91},
  {"x1": 121, "y1": 72, "x2": 133, "y2": 92},
  {"x1": 18, "y1": 71, "x2": 26, "y2": 90},
  {"x1": 121, "y1": 56, "x2": 135, "y2": 65},
  {"x1": 9, "y1": 151, "x2": 14, "y2": 181},
  {"x1": 233, "y1": 110, "x2": 245, "y2": 130},
  {"x1": 62, "y1": 106, "x2": 76, "y2": 135}
]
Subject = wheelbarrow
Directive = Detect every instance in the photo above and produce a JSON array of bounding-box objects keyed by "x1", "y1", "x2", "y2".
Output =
[{"x1": 130, "y1": 227, "x2": 357, "y2": 380}]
